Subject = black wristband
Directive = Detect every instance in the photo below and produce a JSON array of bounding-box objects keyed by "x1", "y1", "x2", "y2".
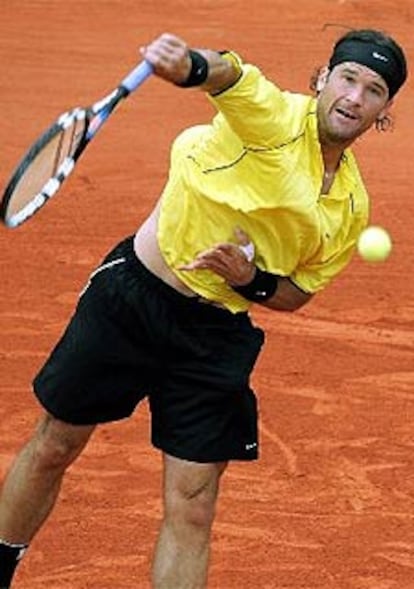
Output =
[
  {"x1": 232, "y1": 267, "x2": 279, "y2": 302},
  {"x1": 178, "y1": 50, "x2": 209, "y2": 87}
]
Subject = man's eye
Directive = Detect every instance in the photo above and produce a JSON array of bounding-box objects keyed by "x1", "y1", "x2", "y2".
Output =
[{"x1": 369, "y1": 86, "x2": 382, "y2": 96}]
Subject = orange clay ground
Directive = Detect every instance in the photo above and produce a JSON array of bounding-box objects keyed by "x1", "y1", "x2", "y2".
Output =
[{"x1": 1, "y1": 1, "x2": 414, "y2": 588}]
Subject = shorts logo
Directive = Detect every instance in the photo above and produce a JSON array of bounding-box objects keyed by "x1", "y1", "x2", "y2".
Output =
[{"x1": 245, "y1": 442, "x2": 257, "y2": 451}]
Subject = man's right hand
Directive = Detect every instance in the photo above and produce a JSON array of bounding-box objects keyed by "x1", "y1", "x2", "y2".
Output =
[
  {"x1": 140, "y1": 33, "x2": 192, "y2": 86},
  {"x1": 139, "y1": 33, "x2": 241, "y2": 94}
]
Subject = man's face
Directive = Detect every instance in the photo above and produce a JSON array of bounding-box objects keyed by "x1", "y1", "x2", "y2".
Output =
[{"x1": 317, "y1": 61, "x2": 391, "y2": 145}]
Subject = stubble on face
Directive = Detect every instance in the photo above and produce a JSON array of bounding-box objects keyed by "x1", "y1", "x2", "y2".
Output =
[
  {"x1": 317, "y1": 98, "x2": 362, "y2": 147},
  {"x1": 316, "y1": 63, "x2": 389, "y2": 148}
]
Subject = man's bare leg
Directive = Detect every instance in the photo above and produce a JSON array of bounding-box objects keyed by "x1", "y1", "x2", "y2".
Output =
[
  {"x1": 0, "y1": 413, "x2": 94, "y2": 586},
  {"x1": 152, "y1": 454, "x2": 227, "y2": 589}
]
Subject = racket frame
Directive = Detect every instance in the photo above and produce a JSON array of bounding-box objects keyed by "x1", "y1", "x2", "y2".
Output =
[{"x1": 1, "y1": 60, "x2": 153, "y2": 228}]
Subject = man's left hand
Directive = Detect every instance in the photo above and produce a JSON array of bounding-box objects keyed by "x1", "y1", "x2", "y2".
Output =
[{"x1": 179, "y1": 228, "x2": 256, "y2": 286}]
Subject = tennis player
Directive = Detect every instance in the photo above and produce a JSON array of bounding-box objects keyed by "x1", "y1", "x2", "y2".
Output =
[{"x1": 0, "y1": 28, "x2": 407, "y2": 588}]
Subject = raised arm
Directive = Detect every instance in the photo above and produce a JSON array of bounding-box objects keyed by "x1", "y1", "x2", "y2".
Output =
[{"x1": 140, "y1": 33, "x2": 241, "y2": 95}]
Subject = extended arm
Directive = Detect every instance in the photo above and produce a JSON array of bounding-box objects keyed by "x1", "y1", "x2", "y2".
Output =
[
  {"x1": 140, "y1": 33, "x2": 240, "y2": 95},
  {"x1": 143, "y1": 35, "x2": 312, "y2": 312}
]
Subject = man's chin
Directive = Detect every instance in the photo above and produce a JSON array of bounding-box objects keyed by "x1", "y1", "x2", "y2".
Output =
[{"x1": 324, "y1": 125, "x2": 360, "y2": 146}]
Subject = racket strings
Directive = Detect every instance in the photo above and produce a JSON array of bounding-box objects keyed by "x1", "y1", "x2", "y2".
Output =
[{"x1": 3, "y1": 113, "x2": 87, "y2": 226}]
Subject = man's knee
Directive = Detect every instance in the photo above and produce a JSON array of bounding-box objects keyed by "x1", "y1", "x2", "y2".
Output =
[
  {"x1": 30, "y1": 413, "x2": 95, "y2": 472},
  {"x1": 163, "y1": 455, "x2": 228, "y2": 528}
]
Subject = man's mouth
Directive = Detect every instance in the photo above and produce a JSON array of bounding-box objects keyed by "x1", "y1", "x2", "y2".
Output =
[{"x1": 335, "y1": 107, "x2": 358, "y2": 120}]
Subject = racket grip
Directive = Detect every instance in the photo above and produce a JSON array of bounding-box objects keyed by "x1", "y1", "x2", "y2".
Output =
[{"x1": 121, "y1": 60, "x2": 153, "y2": 93}]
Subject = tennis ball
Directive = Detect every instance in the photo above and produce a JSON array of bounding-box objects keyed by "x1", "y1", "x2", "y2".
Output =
[{"x1": 357, "y1": 226, "x2": 392, "y2": 262}]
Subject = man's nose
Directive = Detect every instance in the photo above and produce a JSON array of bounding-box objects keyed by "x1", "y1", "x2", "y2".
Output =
[{"x1": 346, "y1": 85, "x2": 363, "y2": 105}]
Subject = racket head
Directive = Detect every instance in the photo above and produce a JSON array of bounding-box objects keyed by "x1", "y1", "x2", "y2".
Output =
[
  {"x1": 0, "y1": 108, "x2": 88, "y2": 228},
  {"x1": 1, "y1": 60, "x2": 153, "y2": 229}
]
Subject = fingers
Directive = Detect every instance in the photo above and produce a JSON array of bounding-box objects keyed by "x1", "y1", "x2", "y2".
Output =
[
  {"x1": 179, "y1": 245, "x2": 231, "y2": 271},
  {"x1": 178, "y1": 226, "x2": 256, "y2": 286},
  {"x1": 140, "y1": 33, "x2": 191, "y2": 84},
  {"x1": 179, "y1": 242, "x2": 256, "y2": 286}
]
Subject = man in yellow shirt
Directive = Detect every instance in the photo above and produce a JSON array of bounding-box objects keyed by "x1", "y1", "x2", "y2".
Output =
[{"x1": 0, "y1": 29, "x2": 407, "y2": 588}]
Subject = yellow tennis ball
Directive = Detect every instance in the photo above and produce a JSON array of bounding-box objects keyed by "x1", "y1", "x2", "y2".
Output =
[{"x1": 357, "y1": 226, "x2": 392, "y2": 262}]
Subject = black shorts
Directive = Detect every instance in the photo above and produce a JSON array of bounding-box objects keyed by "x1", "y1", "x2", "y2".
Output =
[{"x1": 33, "y1": 236, "x2": 265, "y2": 463}]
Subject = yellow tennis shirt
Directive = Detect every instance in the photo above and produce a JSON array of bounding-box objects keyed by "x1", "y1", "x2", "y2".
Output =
[{"x1": 157, "y1": 59, "x2": 369, "y2": 313}]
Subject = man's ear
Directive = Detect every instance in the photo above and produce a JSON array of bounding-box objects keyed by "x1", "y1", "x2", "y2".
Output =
[
  {"x1": 376, "y1": 99, "x2": 393, "y2": 130},
  {"x1": 378, "y1": 98, "x2": 393, "y2": 121},
  {"x1": 316, "y1": 65, "x2": 330, "y2": 93}
]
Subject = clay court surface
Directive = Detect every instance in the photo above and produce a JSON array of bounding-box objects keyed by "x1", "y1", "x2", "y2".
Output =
[{"x1": 1, "y1": 1, "x2": 414, "y2": 587}]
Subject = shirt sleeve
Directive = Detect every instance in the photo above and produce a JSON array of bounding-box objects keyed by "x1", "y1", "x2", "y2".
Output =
[{"x1": 208, "y1": 57, "x2": 311, "y2": 148}]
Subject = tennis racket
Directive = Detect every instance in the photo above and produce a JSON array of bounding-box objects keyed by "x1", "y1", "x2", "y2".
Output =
[{"x1": 0, "y1": 60, "x2": 153, "y2": 228}]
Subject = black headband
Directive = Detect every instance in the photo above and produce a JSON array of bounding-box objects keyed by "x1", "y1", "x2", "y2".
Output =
[{"x1": 329, "y1": 38, "x2": 407, "y2": 98}]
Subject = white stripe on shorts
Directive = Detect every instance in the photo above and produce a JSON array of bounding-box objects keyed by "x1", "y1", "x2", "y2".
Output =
[{"x1": 79, "y1": 256, "x2": 126, "y2": 298}]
